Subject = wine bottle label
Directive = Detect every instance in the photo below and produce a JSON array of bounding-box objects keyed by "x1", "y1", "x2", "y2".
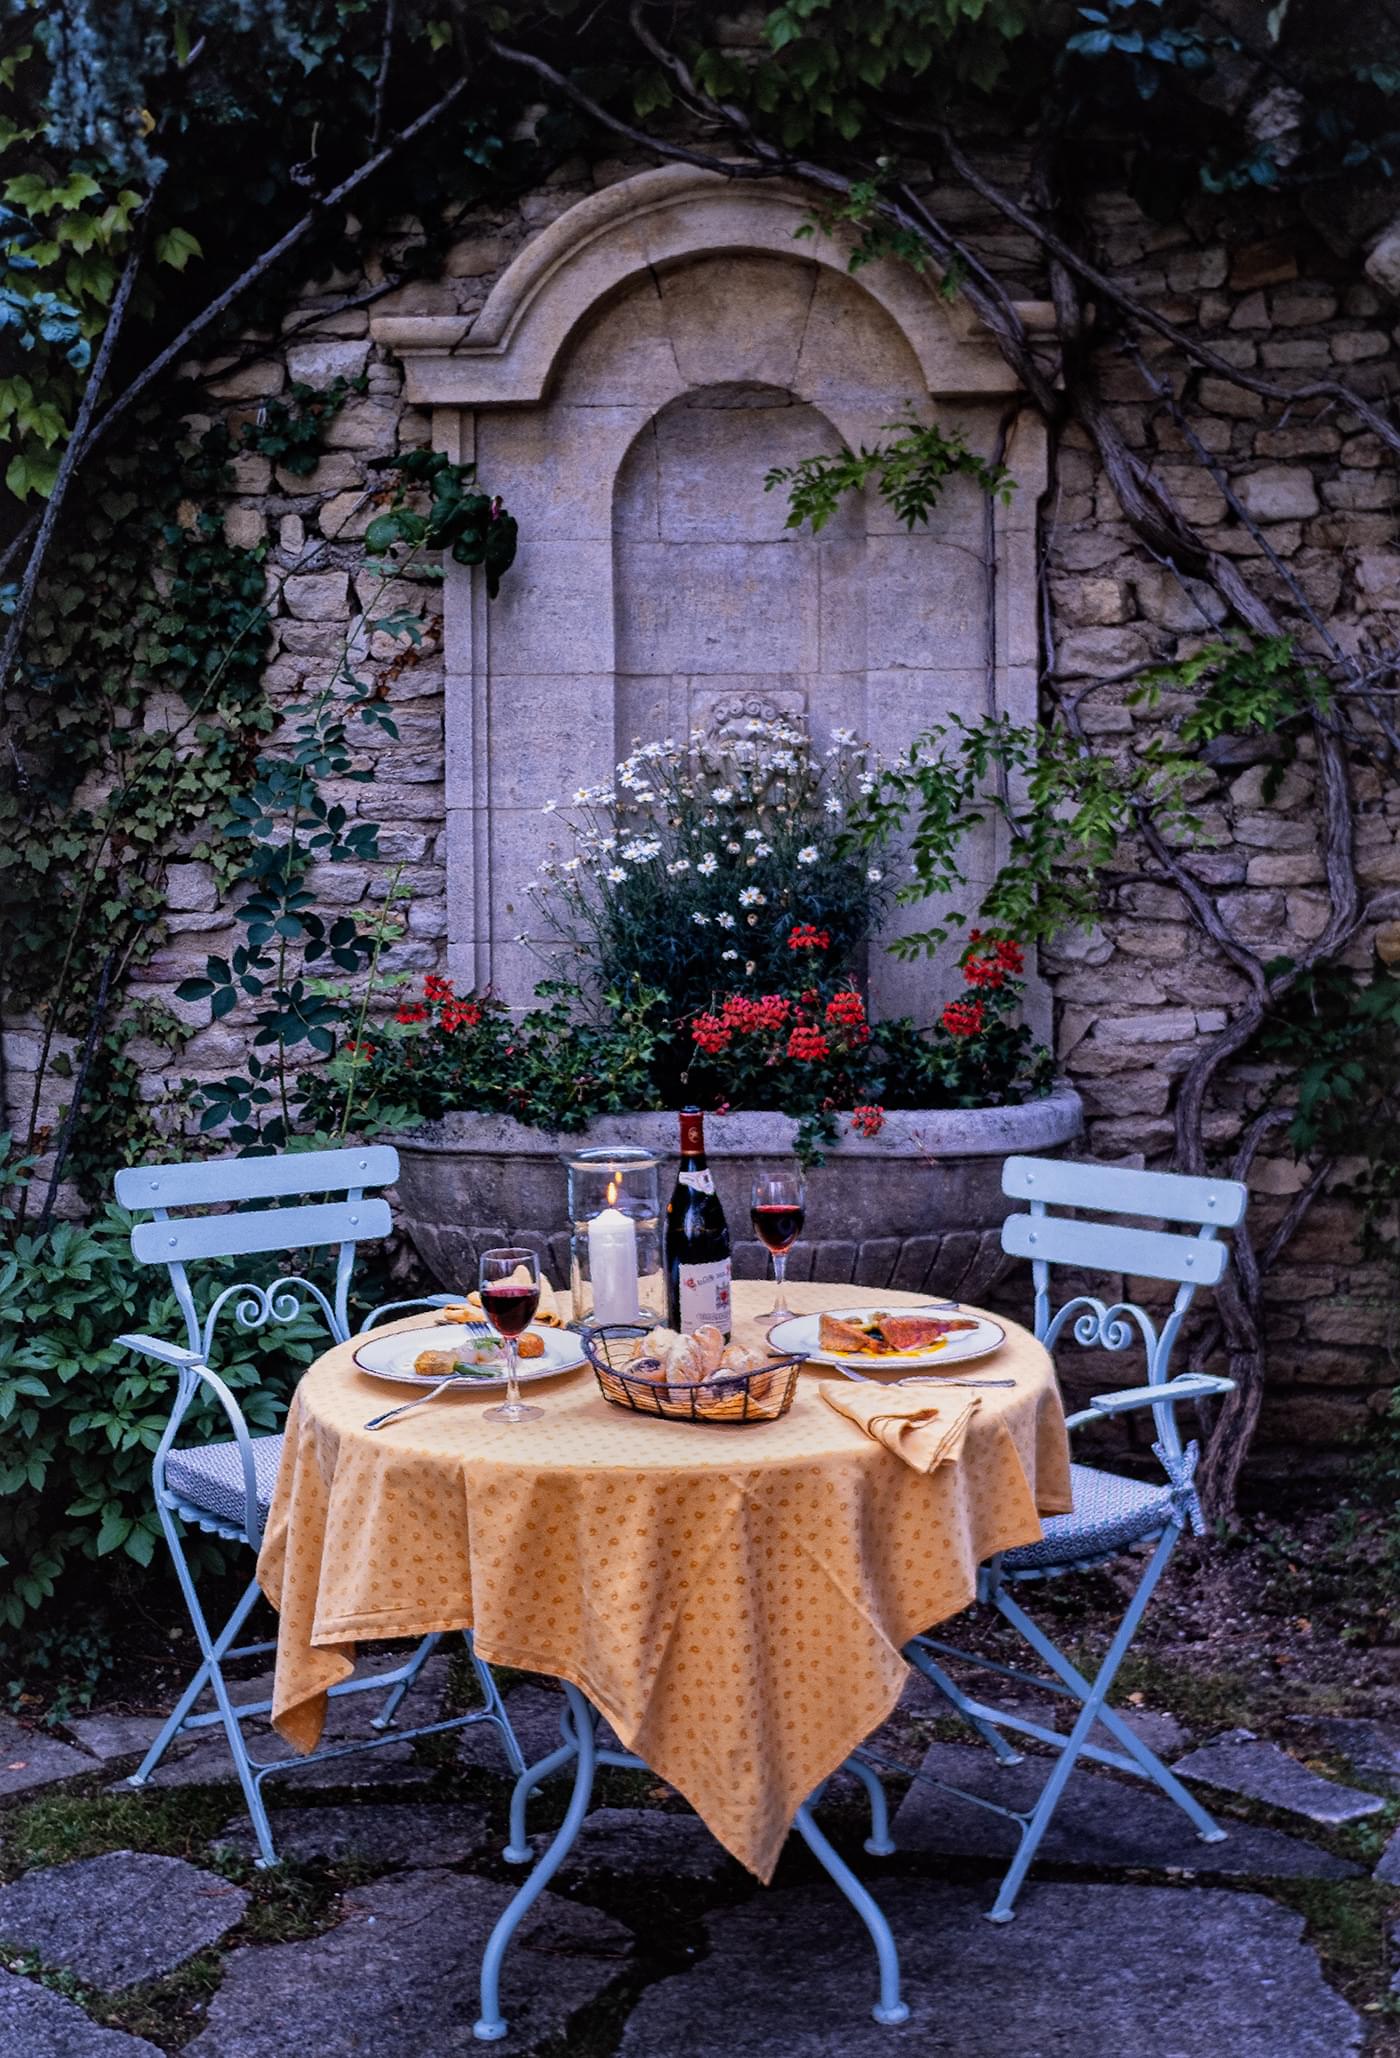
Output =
[
  {"x1": 678, "y1": 1257, "x2": 732, "y2": 1333},
  {"x1": 678, "y1": 1167, "x2": 715, "y2": 1194}
]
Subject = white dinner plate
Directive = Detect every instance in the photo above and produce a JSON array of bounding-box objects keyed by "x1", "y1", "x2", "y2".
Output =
[
  {"x1": 352, "y1": 1323, "x2": 587, "y2": 1389},
  {"x1": 767, "y1": 1307, "x2": 1007, "y2": 1377}
]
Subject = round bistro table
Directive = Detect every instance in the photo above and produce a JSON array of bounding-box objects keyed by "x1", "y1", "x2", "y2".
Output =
[{"x1": 257, "y1": 1280, "x2": 1070, "y2": 2037}]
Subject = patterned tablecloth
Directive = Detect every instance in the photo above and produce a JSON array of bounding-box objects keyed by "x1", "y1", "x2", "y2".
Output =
[{"x1": 257, "y1": 1280, "x2": 1070, "y2": 1880}]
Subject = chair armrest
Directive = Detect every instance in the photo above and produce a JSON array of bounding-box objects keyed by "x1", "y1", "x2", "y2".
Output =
[
  {"x1": 1065, "y1": 1372, "x2": 1233, "y2": 1431},
  {"x1": 357, "y1": 1294, "x2": 463, "y2": 1333},
  {"x1": 115, "y1": 1332, "x2": 206, "y2": 1368}
]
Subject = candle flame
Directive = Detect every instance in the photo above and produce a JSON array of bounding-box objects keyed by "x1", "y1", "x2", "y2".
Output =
[{"x1": 606, "y1": 1176, "x2": 619, "y2": 1207}]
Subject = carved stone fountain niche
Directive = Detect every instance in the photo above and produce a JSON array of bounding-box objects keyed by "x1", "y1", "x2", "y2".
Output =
[
  {"x1": 371, "y1": 169, "x2": 1079, "y2": 1295},
  {"x1": 375, "y1": 165, "x2": 1051, "y2": 1023}
]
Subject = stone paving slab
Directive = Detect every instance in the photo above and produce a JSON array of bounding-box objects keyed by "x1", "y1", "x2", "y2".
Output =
[
  {"x1": 0, "y1": 1712, "x2": 94, "y2": 1796},
  {"x1": 67, "y1": 1714, "x2": 166, "y2": 1764},
  {"x1": 1291, "y1": 1714, "x2": 1400, "y2": 1794},
  {"x1": 0, "y1": 1850, "x2": 248, "y2": 1990},
  {"x1": 617, "y1": 1879, "x2": 1363, "y2": 2057},
  {"x1": 184, "y1": 1867, "x2": 632, "y2": 2057},
  {"x1": 214, "y1": 1799, "x2": 490, "y2": 1866},
  {"x1": 1172, "y1": 1728, "x2": 1386, "y2": 1824},
  {"x1": 558, "y1": 1806, "x2": 732, "y2": 1883},
  {"x1": 890, "y1": 1740, "x2": 1357, "y2": 1879},
  {"x1": 1376, "y1": 1822, "x2": 1400, "y2": 1885},
  {"x1": 458, "y1": 1681, "x2": 569, "y2": 1773},
  {"x1": 0, "y1": 1969, "x2": 163, "y2": 2056}
]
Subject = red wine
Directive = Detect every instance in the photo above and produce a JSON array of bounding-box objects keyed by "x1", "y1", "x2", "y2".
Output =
[
  {"x1": 480, "y1": 1282, "x2": 540, "y2": 1337},
  {"x1": 665, "y1": 1107, "x2": 732, "y2": 1338},
  {"x1": 751, "y1": 1202, "x2": 804, "y2": 1254}
]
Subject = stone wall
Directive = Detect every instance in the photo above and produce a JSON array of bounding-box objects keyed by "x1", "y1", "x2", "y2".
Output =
[{"x1": 5, "y1": 150, "x2": 1398, "y2": 1476}]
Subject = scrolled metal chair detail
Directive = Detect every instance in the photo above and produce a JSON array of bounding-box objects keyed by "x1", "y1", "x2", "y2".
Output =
[
  {"x1": 846, "y1": 1152, "x2": 1246, "y2": 1923},
  {"x1": 112, "y1": 1143, "x2": 524, "y2": 1866}
]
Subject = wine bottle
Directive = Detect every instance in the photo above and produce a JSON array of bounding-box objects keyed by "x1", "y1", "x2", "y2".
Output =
[{"x1": 665, "y1": 1106, "x2": 733, "y2": 1339}]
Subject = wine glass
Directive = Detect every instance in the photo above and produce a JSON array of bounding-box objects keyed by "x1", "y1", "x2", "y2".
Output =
[
  {"x1": 751, "y1": 1172, "x2": 805, "y2": 1323},
  {"x1": 480, "y1": 1248, "x2": 543, "y2": 1423}
]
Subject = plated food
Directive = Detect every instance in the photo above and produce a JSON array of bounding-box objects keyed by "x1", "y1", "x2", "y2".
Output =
[
  {"x1": 816, "y1": 1310, "x2": 978, "y2": 1359},
  {"x1": 353, "y1": 1321, "x2": 586, "y2": 1390},
  {"x1": 769, "y1": 1306, "x2": 1007, "y2": 1376}
]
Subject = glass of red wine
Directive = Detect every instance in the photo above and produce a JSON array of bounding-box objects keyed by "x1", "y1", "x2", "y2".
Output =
[
  {"x1": 751, "y1": 1172, "x2": 805, "y2": 1323},
  {"x1": 480, "y1": 1247, "x2": 544, "y2": 1423}
]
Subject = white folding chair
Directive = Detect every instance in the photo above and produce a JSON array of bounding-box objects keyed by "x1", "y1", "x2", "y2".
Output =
[
  {"x1": 112, "y1": 1144, "x2": 524, "y2": 1864},
  {"x1": 853, "y1": 1153, "x2": 1244, "y2": 1921}
]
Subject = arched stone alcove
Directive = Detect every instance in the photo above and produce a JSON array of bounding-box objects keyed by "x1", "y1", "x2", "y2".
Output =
[{"x1": 372, "y1": 166, "x2": 1050, "y2": 1018}]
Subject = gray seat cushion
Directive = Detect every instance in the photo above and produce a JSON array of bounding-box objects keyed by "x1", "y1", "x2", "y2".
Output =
[
  {"x1": 165, "y1": 1434, "x2": 285, "y2": 1533},
  {"x1": 1001, "y1": 1462, "x2": 1175, "y2": 1572}
]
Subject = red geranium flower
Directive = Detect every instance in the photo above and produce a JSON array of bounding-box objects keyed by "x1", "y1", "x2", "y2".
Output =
[
  {"x1": 693, "y1": 1012, "x2": 731, "y2": 1055},
  {"x1": 788, "y1": 924, "x2": 831, "y2": 952},
  {"x1": 787, "y1": 1024, "x2": 830, "y2": 1062},
  {"x1": 423, "y1": 973, "x2": 453, "y2": 1002},
  {"x1": 441, "y1": 999, "x2": 481, "y2": 1032},
  {"x1": 961, "y1": 935, "x2": 1025, "y2": 990},
  {"x1": 850, "y1": 1103, "x2": 885, "y2": 1137},
  {"x1": 941, "y1": 998, "x2": 986, "y2": 1037},
  {"x1": 395, "y1": 1002, "x2": 430, "y2": 1024}
]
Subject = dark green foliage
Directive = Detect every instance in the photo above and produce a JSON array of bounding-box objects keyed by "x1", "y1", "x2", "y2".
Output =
[
  {"x1": 365, "y1": 448, "x2": 519, "y2": 596},
  {"x1": 765, "y1": 417, "x2": 1014, "y2": 535}
]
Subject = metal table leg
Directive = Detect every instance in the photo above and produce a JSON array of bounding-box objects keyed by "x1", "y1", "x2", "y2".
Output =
[
  {"x1": 794, "y1": 1800, "x2": 909, "y2": 2025},
  {"x1": 476, "y1": 1683, "x2": 908, "y2": 2037},
  {"x1": 475, "y1": 1681, "x2": 598, "y2": 2042}
]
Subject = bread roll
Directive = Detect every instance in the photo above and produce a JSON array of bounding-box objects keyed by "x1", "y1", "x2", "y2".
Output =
[
  {"x1": 413, "y1": 1349, "x2": 460, "y2": 1377},
  {"x1": 692, "y1": 1325, "x2": 725, "y2": 1375}
]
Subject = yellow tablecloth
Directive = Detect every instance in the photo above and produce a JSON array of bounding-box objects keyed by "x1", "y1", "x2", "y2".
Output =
[{"x1": 257, "y1": 1282, "x2": 1070, "y2": 1881}]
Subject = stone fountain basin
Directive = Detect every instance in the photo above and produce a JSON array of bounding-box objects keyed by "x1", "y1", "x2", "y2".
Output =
[{"x1": 387, "y1": 1088, "x2": 1083, "y2": 1302}]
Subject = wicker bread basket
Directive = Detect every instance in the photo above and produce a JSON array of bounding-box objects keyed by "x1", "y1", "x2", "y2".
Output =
[{"x1": 584, "y1": 1323, "x2": 804, "y2": 1424}]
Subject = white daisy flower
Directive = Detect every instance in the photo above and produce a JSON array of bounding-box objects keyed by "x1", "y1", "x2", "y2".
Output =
[
  {"x1": 752, "y1": 840, "x2": 774, "y2": 858},
  {"x1": 831, "y1": 726, "x2": 857, "y2": 746},
  {"x1": 824, "y1": 795, "x2": 843, "y2": 815},
  {"x1": 726, "y1": 840, "x2": 742, "y2": 854},
  {"x1": 696, "y1": 852, "x2": 718, "y2": 876},
  {"x1": 796, "y1": 845, "x2": 819, "y2": 866},
  {"x1": 743, "y1": 828, "x2": 762, "y2": 841},
  {"x1": 721, "y1": 949, "x2": 739, "y2": 961},
  {"x1": 691, "y1": 910, "x2": 709, "y2": 926},
  {"x1": 711, "y1": 786, "x2": 735, "y2": 805},
  {"x1": 715, "y1": 911, "x2": 736, "y2": 930},
  {"x1": 606, "y1": 865, "x2": 627, "y2": 883},
  {"x1": 666, "y1": 858, "x2": 691, "y2": 875},
  {"x1": 541, "y1": 799, "x2": 557, "y2": 814},
  {"x1": 867, "y1": 866, "x2": 883, "y2": 883},
  {"x1": 562, "y1": 857, "x2": 581, "y2": 873},
  {"x1": 739, "y1": 887, "x2": 766, "y2": 908},
  {"x1": 572, "y1": 788, "x2": 592, "y2": 805}
]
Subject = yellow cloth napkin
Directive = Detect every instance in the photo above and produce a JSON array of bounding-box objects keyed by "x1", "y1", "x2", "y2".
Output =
[{"x1": 819, "y1": 1379, "x2": 981, "y2": 1473}]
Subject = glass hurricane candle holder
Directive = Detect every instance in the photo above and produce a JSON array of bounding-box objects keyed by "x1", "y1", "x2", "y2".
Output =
[{"x1": 563, "y1": 1145, "x2": 663, "y2": 1329}]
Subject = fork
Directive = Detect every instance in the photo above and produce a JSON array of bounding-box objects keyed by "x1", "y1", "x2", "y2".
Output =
[
  {"x1": 363, "y1": 1320, "x2": 502, "y2": 1431},
  {"x1": 364, "y1": 1375, "x2": 468, "y2": 1431}
]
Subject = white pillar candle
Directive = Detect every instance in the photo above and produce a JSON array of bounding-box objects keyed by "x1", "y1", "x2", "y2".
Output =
[{"x1": 587, "y1": 1205, "x2": 639, "y2": 1324}]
